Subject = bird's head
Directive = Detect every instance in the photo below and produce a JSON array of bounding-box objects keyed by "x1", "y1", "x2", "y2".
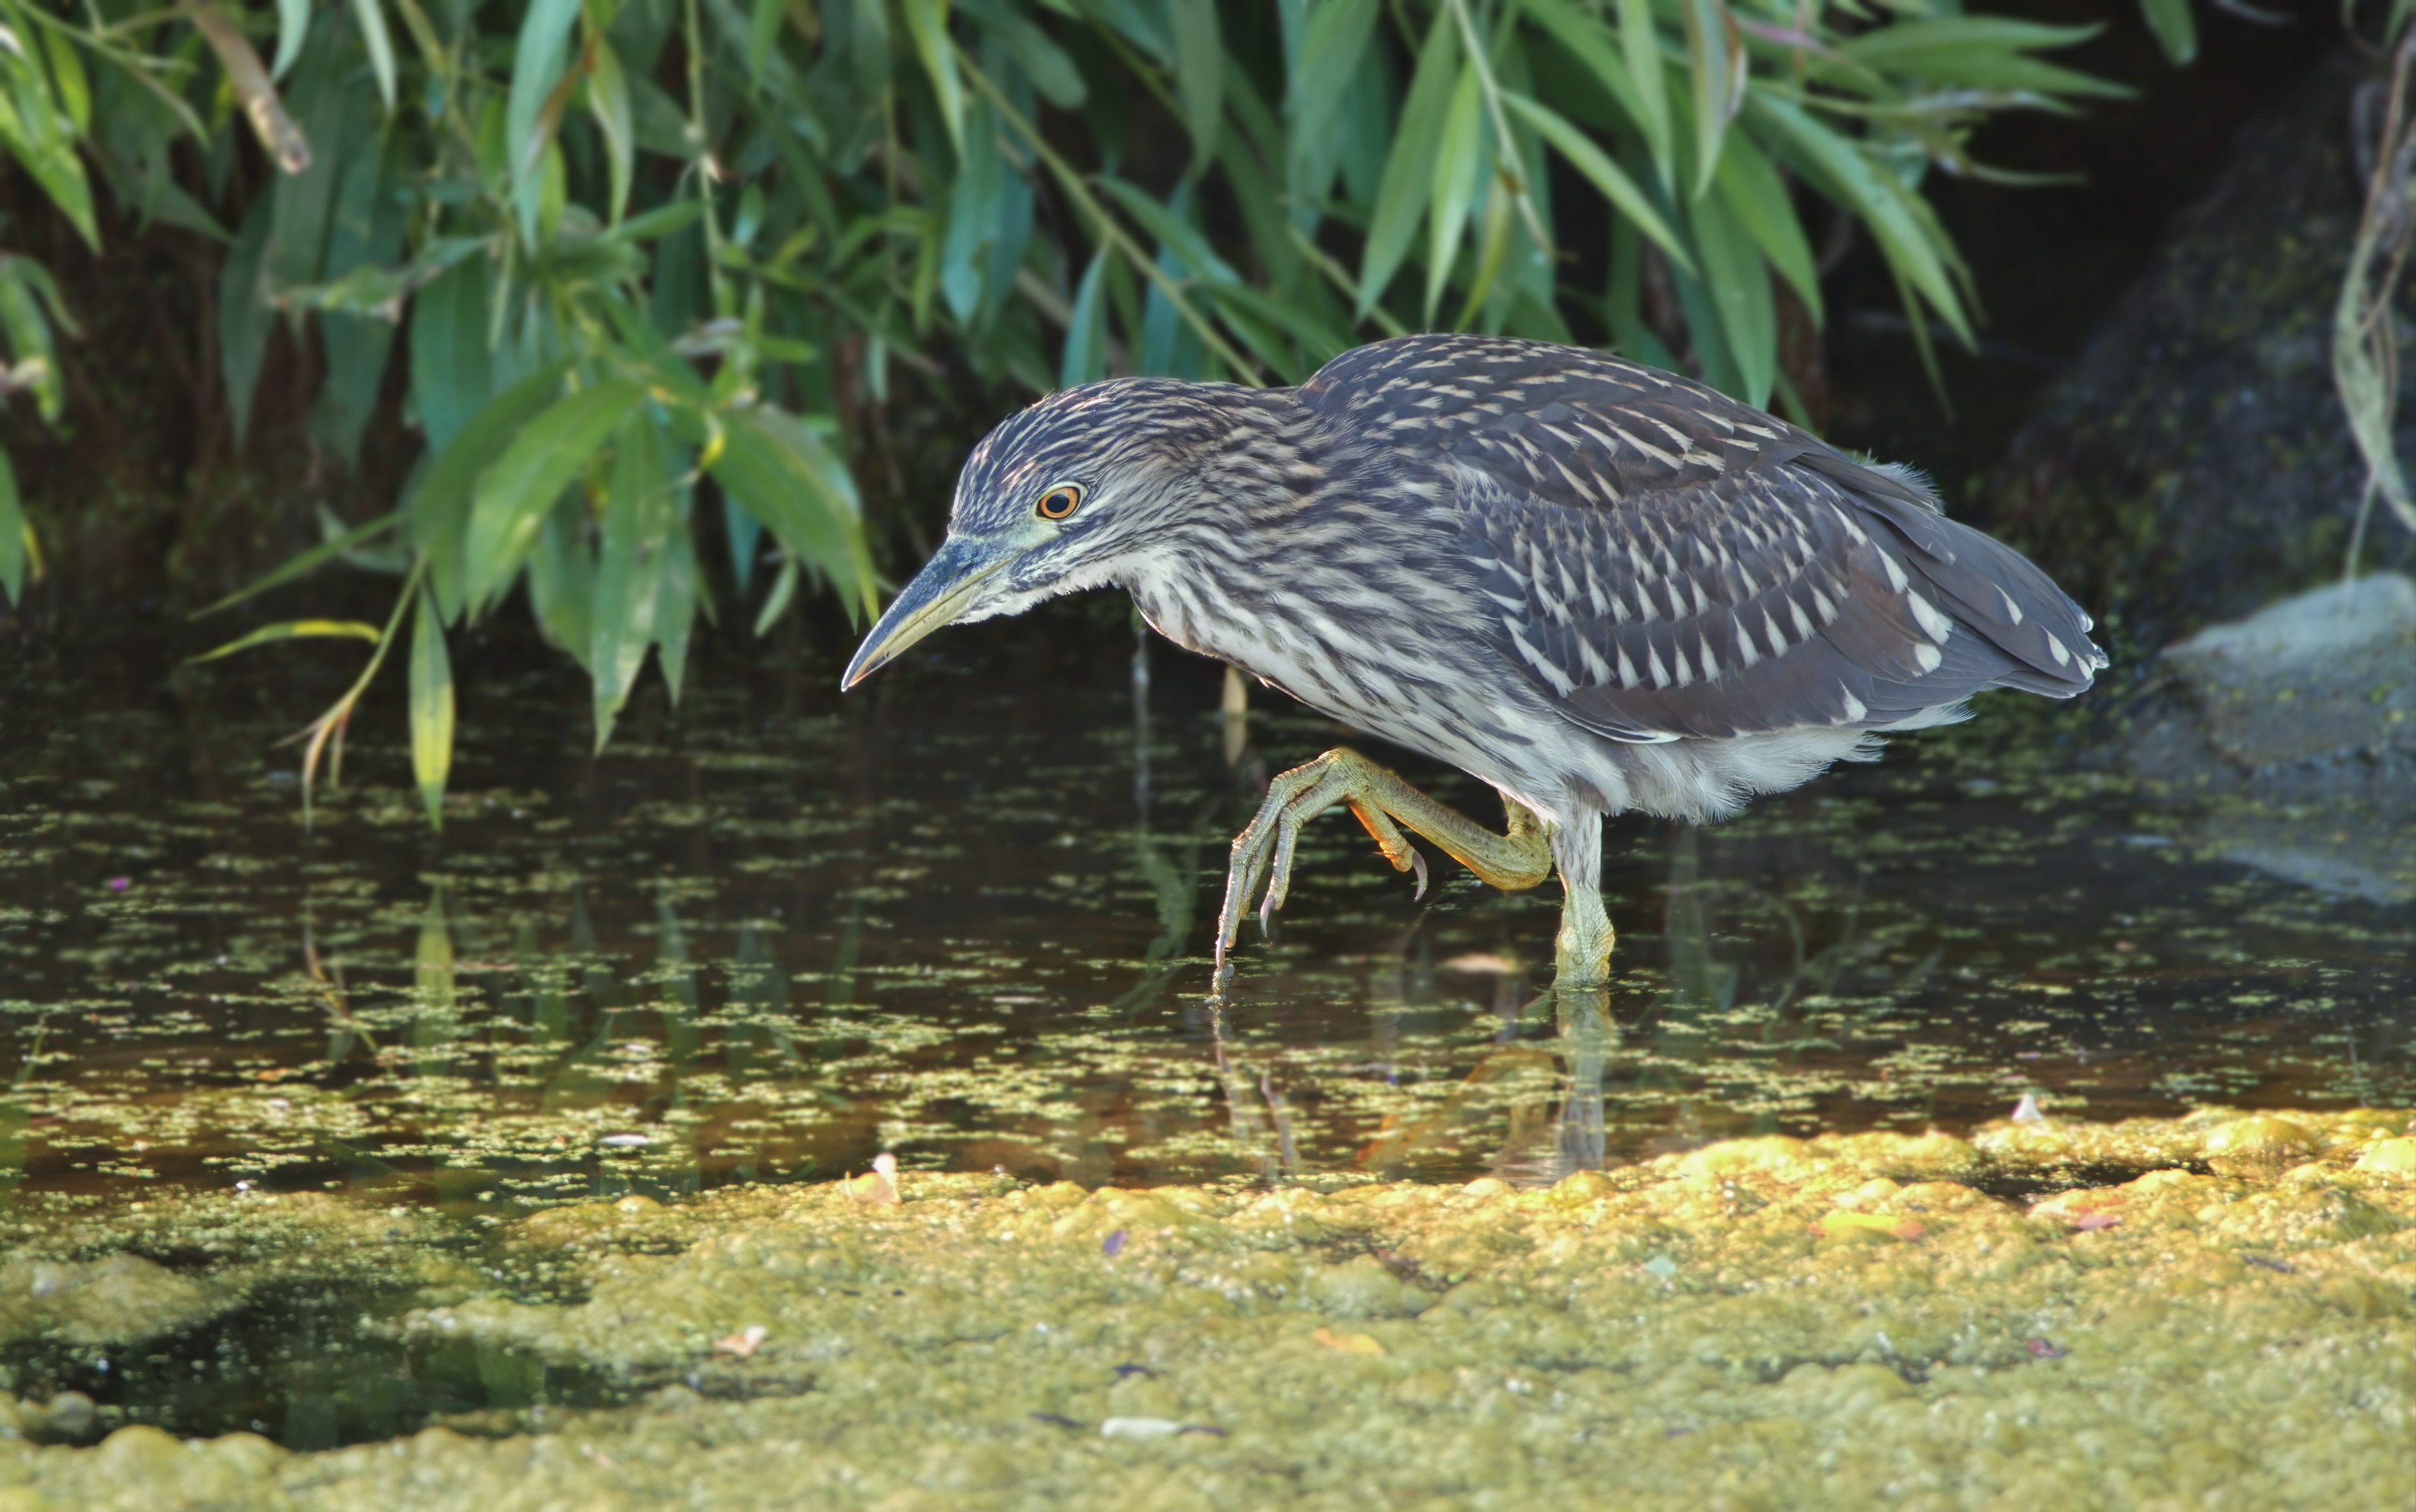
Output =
[{"x1": 842, "y1": 377, "x2": 1275, "y2": 689}]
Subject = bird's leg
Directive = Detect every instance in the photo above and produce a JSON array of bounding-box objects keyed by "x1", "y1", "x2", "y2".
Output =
[{"x1": 1213, "y1": 748, "x2": 1555, "y2": 983}]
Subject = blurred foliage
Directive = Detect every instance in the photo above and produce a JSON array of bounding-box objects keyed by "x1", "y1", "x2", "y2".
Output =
[{"x1": 0, "y1": 0, "x2": 2190, "y2": 820}]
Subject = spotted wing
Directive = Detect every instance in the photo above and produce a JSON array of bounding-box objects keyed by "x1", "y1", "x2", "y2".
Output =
[{"x1": 1299, "y1": 334, "x2": 2105, "y2": 743}]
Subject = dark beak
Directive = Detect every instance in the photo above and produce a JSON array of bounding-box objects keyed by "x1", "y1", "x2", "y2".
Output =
[{"x1": 841, "y1": 535, "x2": 1018, "y2": 690}]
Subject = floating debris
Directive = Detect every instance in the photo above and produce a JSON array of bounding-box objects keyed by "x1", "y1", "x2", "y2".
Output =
[
  {"x1": 711, "y1": 1326, "x2": 768, "y2": 1359},
  {"x1": 846, "y1": 1154, "x2": 901, "y2": 1206},
  {"x1": 1100, "y1": 1417, "x2": 1181, "y2": 1440}
]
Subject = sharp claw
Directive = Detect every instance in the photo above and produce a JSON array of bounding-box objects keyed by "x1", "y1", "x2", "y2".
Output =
[{"x1": 1410, "y1": 846, "x2": 1429, "y2": 902}]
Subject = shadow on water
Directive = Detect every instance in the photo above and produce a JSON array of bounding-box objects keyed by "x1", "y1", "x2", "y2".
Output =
[{"x1": 0, "y1": 603, "x2": 2409, "y2": 1205}]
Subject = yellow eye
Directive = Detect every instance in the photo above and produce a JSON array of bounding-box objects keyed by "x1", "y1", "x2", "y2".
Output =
[{"x1": 1035, "y1": 483, "x2": 1084, "y2": 521}]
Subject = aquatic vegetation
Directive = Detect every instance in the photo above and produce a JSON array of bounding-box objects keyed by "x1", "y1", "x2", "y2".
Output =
[{"x1": 0, "y1": 1110, "x2": 2408, "y2": 1504}]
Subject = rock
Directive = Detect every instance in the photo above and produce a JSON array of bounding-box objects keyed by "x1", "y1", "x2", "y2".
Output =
[
  {"x1": 2157, "y1": 574, "x2": 2416, "y2": 769},
  {"x1": 1990, "y1": 48, "x2": 2416, "y2": 648},
  {"x1": 2121, "y1": 574, "x2": 2416, "y2": 900}
]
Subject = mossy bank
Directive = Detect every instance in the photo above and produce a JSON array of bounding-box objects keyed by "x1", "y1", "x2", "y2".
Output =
[{"x1": 0, "y1": 1107, "x2": 2407, "y2": 1508}]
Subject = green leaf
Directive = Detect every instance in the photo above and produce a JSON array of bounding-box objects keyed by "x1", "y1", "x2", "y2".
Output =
[
  {"x1": 589, "y1": 409, "x2": 673, "y2": 750},
  {"x1": 1426, "y1": 60, "x2": 1483, "y2": 323},
  {"x1": 352, "y1": 0, "x2": 398, "y2": 111},
  {"x1": 0, "y1": 447, "x2": 22, "y2": 606},
  {"x1": 656, "y1": 528, "x2": 699, "y2": 704},
  {"x1": 1614, "y1": 0, "x2": 1672, "y2": 190},
  {"x1": 1714, "y1": 131, "x2": 1820, "y2": 321},
  {"x1": 409, "y1": 588, "x2": 455, "y2": 829},
  {"x1": 1518, "y1": 0, "x2": 1646, "y2": 131},
  {"x1": 285, "y1": 234, "x2": 485, "y2": 318},
  {"x1": 0, "y1": 53, "x2": 97, "y2": 249},
  {"x1": 526, "y1": 503, "x2": 596, "y2": 665},
  {"x1": 1682, "y1": 0, "x2": 1738, "y2": 201},
  {"x1": 589, "y1": 34, "x2": 634, "y2": 225},
  {"x1": 1287, "y1": 0, "x2": 1377, "y2": 205},
  {"x1": 506, "y1": 0, "x2": 585, "y2": 243},
  {"x1": 463, "y1": 379, "x2": 645, "y2": 612},
  {"x1": 1500, "y1": 91, "x2": 1694, "y2": 279},
  {"x1": 1098, "y1": 176, "x2": 1238, "y2": 283},
  {"x1": 602, "y1": 197, "x2": 707, "y2": 246},
  {"x1": 218, "y1": 192, "x2": 277, "y2": 444},
  {"x1": 267, "y1": 39, "x2": 349, "y2": 300},
  {"x1": 902, "y1": 0, "x2": 964, "y2": 154},
  {"x1": 1688, "y1": 184, "x2": 1773, "y2": 406},
  {"x1": 193, "y1": 510, "x2": 404, "y2": 617},
  {"x1": 751, "y1": 554, "x2": 799, "y2": 636},
  {"x1": 1747, "y1": 94, "x2": 1970, "y2": 346},
  {"x1": 1836, "y1": 18, "x2": 2125, "y2": 97},
  {"x1": 1359, "y1": 6, "x2": 1458, "y2": 317},
  {"x1": 408, "y1": 257, "x2": 498, "y2": 456},
  {"x1": 272, "y1": 0, "x2": 311, "y2": 80},
  {"x1": 188, "y1": 619, "x2": 385, "y2": 663},
  {"x1": 748, "y1": 0, "x2": 785, "y2": 80},
  {"x1": 958, "y1": 0, "x2": 1085, "y2": 107},
  {"x1": 1061, "y1": 244, "x2": 1109, "y2": 387},
  {"x1": 314, "y1": 133, "x2": 405, "y2": 464},
  {"x1": 2137, "y1": 0, "x2": 2196, "y2": 64},
  {"x1": 0, "y1": 255, "x2": 64, "y2": 422},
  {"x1": 708, "y1": 405, "x2": 876, "y2": 620},
  {"x1": 1167, "y1": 0, "x2": 1221, "y2": 175},
  {"x1": 38, "y1": 25, "x2": 87, "y2": 136}
]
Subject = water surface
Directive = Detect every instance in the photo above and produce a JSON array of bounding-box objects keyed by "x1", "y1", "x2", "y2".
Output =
[{"x1": 1, "y1": 604, "x2": 2408, "y2": 1208}]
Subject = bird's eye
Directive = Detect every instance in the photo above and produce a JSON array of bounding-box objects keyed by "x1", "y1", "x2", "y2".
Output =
[{"x1": 1035, "y1": 483, "x2": 1084, "y2": 521}]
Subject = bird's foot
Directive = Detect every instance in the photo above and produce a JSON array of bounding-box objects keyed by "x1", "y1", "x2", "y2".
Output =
[
  {"x1": 1212, "y1": 748, "x2": 1555, "y2": 988},
  {"x1": 1551, "y1": 877, "x2": 1615, "y2": 993}
]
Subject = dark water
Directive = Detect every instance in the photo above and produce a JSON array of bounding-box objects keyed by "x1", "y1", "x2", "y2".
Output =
[{"x1": 0, "y1": 601, "x2": 2410, "y2": 1211}]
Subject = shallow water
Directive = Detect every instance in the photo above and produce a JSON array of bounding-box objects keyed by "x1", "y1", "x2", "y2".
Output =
[
  {"x1": 1, "y1": 602, "x2": 2408, "y2": 1212},
  {"x1": 0, "y1": 605, "x2": 2412, "y2": 1456}
]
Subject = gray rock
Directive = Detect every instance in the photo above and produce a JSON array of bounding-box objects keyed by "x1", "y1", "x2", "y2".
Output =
[
  {"x1": 2124, "y1": 573, "x2": 2416, "y2": 902},
  {"x1": 2160, "y1": 573, "x2": 2416, "y2": 769}
]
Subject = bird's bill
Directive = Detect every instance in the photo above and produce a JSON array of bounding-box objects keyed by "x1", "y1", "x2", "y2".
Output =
[{"x1": 840, "y1": 534, "x2": 1021, "y2": 690}]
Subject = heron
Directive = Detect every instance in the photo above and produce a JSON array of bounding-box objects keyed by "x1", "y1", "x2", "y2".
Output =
[{"x1": 841, "y1": 335, "x2": 2104, "y2": 990}]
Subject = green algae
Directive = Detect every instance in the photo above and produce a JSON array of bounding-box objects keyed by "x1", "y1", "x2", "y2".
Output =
[{"x1": 0, "y1": 1108, "x2": 2408, "y2": 1506}]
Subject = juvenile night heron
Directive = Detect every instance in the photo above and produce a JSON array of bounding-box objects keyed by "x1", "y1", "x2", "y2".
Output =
[{"x1": 842, "y1": 335, "x2": 2104, "y2": 989}]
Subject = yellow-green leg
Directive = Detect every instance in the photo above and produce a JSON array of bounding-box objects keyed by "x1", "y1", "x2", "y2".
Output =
[{"x1": 1212, "y1": 748, "x2": 1615, "y2": 990}]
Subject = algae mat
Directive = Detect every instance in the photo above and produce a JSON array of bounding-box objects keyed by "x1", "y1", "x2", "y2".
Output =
[{"x1": 0, "y1": 1107, "x2": 2409, "y2": 1508}]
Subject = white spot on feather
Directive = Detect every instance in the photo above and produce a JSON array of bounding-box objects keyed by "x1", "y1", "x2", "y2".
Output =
[{"x1": 1906, "y1": 592, "x2": 1953, "y2": 643}]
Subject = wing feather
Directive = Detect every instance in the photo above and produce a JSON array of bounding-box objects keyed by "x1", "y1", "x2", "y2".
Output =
[{"x1": 1300, "y1": 334, "x2": 2104, "y2": 742}]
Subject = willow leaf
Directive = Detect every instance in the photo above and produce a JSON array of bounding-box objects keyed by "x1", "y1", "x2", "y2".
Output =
[
  {"x1": 1358, "y1": 6, "x2": 1459, "y2": 317},
  {"x1": 352, "y1": 0, "x2": 397, "y2": 111},
  {"x1": 0, "y1": 447, "x2": 22, "y2": 606},
  {"x1": 1615, "y1": 0, "x2": 1673, "y2": 190},
  {"x1": 1714, "y1": 131, "x2": 1820, "y2": 320},
  {"x1": 463, "y1": 379, "x2": 647, "y2": 612},
  {"x1": 1688, "y1": 186, "x2": 1773, "y2": 405},
  {"x1": 904, "y1": 0, "x2": 965, "y2": 153},
  {"x1": 1501, "y1": 91, "x2": 1694, "y2": 278},
  {"x1": 1168, "y1": 0, "x2": 1222, "y2": 174},
  {"x1": 190, "y1": 619, "x2": 385, "y2": 664},
  {"x1": 409, "y1": 589, "x2": 454, "y2": 829},
  {"x1": 1425, "y1": 61, "x2": 1483, "y2": 323}
]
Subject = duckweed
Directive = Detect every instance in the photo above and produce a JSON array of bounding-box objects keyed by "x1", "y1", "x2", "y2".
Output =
[{"x1": 0, "y1": 1108, "x2": 2404, "y2": 1506}]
